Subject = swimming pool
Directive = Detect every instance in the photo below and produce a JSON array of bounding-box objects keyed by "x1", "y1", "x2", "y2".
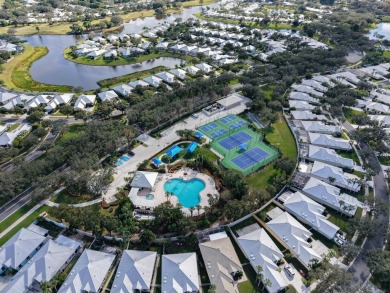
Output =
[
  {"x1": 120, "y1": 154, "x2": 131, "y2": 162},
  {"x1": 146, "y1": 194, "x2": 154, "y2": 200},
  {"x1": 164, "y1": 178, "x2": 205, "y2": 208}
]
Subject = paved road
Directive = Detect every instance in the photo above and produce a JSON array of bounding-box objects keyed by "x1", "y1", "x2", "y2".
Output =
[{"x1": 0, "y1": 187, "x2": 33, "y2": 222}]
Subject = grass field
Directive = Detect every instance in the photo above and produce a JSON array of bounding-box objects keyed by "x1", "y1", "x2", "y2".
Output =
[
  {"x1": 64, "y1": 49, "x2": 193, "y2": 66},
  {"x1": 197, "y1": 115, "x2": 279, "y2": 175},
  {"x1": 0, "y1": 202, "x2": 36, "y2": 233},
  {"x1": 337, "y1": 150, "x2": 361, "y2": 166},
  {"x1": 246, "y1": 113, "x2": 296, "y2": 191},
  {"x1": 97, "y1": 66, "x2": 168, "y2": 88},
  {"x1": 0, "y1": 205, "x2": 52, "y2": 246},
  {"x1": 50, "y1": 190, "x2": 91, "y2": 204},
  {"x1": 7, "y1": 122, "x2": 20, "y2": 132},
  {"x1": 0, "y1": 44, "x2": 71, "y2": 92},
  {"x1": 55, "y1": 123, "x2": 86, "y2": 146},
  {"x1": 343, "y1": 107, "x2": 363, "y2": 124},
  {"x1": 384, "y1": 51, "x2": 390, "y2": 58}
]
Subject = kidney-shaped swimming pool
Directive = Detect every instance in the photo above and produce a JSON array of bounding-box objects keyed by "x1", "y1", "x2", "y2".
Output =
[{"x1": 163, "y1": 178, "x2": 205, "y2": 208}]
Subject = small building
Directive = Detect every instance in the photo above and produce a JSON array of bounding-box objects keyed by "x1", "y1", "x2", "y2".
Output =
[
  {"x1": 111, "y1": 84, "x2": 133, "y2": 97},
  {"x1": 128, "y1": 80, "x2": 149, "y2": 88},
  {"x1": 237, "y1": 227, "x2": 288, "y2": 293},
  {"x1": 300, "y1": 79, "x2": 328, "y2": 92},
  {"x1": 289, "y1": 92, "x2": 320, "y2": 104},
  {"x1": 301, "y1": 121, "x2": 341, "y2": 134},
  {"x1": 186, "y1": 66, "x2": 201, "y2": 76},
  {"x1": 308, "y1": 133, "x2": 351, "y2": 150},
  {"x1": 289, "y1": 100, "x2": 315, "y2": 111},
  {"x1": 195, "y1": 63, "x2": 213, "y2": 74},
  {"x1": 301, "y1": 177, "x2": 362, "y2": 217},
  {"x1": 74, "y1": 95, "x2": 96, "y2": 110},
  {"x1": 98, "y1": 90, "x2": 119, "y2": 102},
  {"x1": 169, "y1": 68, "x2": 187, "y2": 80},
  {"x1": 281, "y1": 191, "x2": 340, "y2": 239},
  {"x1": 130, "y1": 171, "x2": 159, "y2": 191},
  {"x1": 199, "y1": 232, "x2": 245, "y2": 293},
  {"x1": 2, "y1": 237, "x2": 81, "y2": 293},
  {"x1": 45, "y1": 94, "x2": 74, "y2": 113},
  {"x1": 0, "y1": 93, "x2": 17, "y2": 105},
  {"x1": 312, "y1": 76, "x2": 336, "y2": 88},
  {"x1": 155, "y1": 72, "x2": 176, "y2": 84},
  {"x1": 143, "y1": 76, "x2": 163, "y2": 88},
  {"x1": 290, "y1": 111, "x2": 328, "y2": 121},
  {"x1": 365, "y1": 102, "x2": 390, "y2": 114},
  {"x1": 0, "y1": 228, "x2": 47, "y2": 274},
  {"x1": 307, "y1": 145, "x2": 354, "y2": 169},
  {"x1": 111, "y1": 250, "x2": 157, "y2": 293},
  {"x1": 156, "y1": 42, "x2": 169, "y2": 51},
  {"x1": 291, "y1": 84, "x2": 324, "y2": 97},
  {"x1": 267, "y1": 211, "x2": 322, "y2": 267},
  {"x1": 216, "y1": 93, "x2": 244, "y2": 110},
  {"x1": 58, "y1": 249, "x2": 115, "y2": 293},
  {"x1": 27, "y1": 95, "x2": 51, "y2": 109},
  {"x1": 161, "y1": 253, "x2": 200, "y2": 293},
  {"x1": 311, "y1": 161, "x2": 361, "y2": 192}
]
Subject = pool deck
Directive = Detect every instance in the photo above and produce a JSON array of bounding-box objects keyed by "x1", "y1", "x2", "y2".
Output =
[{"x1": 128, "y1": 168, "x2": 219, "y2": 215}]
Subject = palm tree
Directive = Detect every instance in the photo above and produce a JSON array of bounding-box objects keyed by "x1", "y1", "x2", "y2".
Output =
[
  {"x1": 196, "y1": 204, "x2": 201, "y2": 216},
  {"x1": 165, "y1": 191, "x2": 170, "y2": 202},
  {"x1": 327, "y1": 176, "x2": 336, "y2": 184},
  {"x1": 189, "y1": 207, "x2": 195, "y2": 217}
]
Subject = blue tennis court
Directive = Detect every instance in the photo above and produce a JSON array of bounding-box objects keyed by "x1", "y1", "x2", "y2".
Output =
[
  {"x1": 200, "y1": 122, "x2": 218, "y2": 133},
  {"x1": 220, "y1": 115, "x2": 236, "y2": 124},
  {"x1": 210, "y1": 129, "x2": 228, "y2": 139},
  {"x1": 232, "y1": 147, "x2": 269, "y2": 170},
  {"x1": 230, "y1": 121, "x2": 247, "y2": 130},
  {"x1": 219, "y1": 131, "x2": 252, "y2": 150}
]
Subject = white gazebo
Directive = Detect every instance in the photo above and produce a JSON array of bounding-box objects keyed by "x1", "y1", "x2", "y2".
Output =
[{"x1": 130, "y1": 171, "x2": 159, "y2": 191}]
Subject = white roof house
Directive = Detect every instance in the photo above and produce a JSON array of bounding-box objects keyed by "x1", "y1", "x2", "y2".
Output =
[
  {"x1": 186, "y1": 66, "x2": 201, "y2": 76},
  {"x1": 267, "y1": 212, "x2": 322, "y2": 266},
  {"x1": 308, "y1": 133, "x2": 352, "y2": 150},
  {"x1": 2, "y1": 94, "x2": 34, "y2": 110},
  {"x1": 98, "y1": 90, "x2": 119, "y2": 102},
  {"x1": 0, "y1": 228, "x2": 46, "y2": 272},
  {"x1": 289, "y1": 92, "x2": 320, "y2": 104},
  {"x1": 59, "y1": 249, "x2": 115, "y2": 293},
  {"x1": 308, "y1": 145, "x2": 354, "y2": 169},
  {"x1": 371, "y1": 90, "x2": 390, "y2": 105},
  {"x1": 45, "y1": 94, "x2": 74, "y2": 112},
  {"x1": 311, "y1": 161, "x2": 361, "y2": 192},
  {"x1": 128, "y1": 80, "x2": 149, "y2": 88},
  {"x1": 301, "y1": 121, "x2": 340, "y2": 134},
  {"x1": 365, "y1": 102, "x2": 390, "y2": 114},
  {"x1": 329, "y1": 71, "x2": 361, "y2": 85},
  {"x1": 0, "y1": 124, "x2": 32, "y2": 147},
  {"x1": 143, "y1": 76, "x2": 163, "y2": 88},
  {"x1": 27, "y1": 95, "x2": 51, "y2": 109},
  {"x1": 169, "y1": 68, "x2": 187, "y2": 80},
  {"x1": 74, "y1": 95, "x2": 96, "y2": 110},
  {"x1": 300, "y1": 79, "x2": 328, "y2": 92},
  {"x1": 312, "y1": 76, "x2": 336, "y2": 88},
  {"x1": 111, "y1": 84, "x2": 133, "y2": 97},
  {"x1": 291, "y1": 84, "x2": 323, "y2": 97},
  {"x1": 156, "y1": 42, "x2": 169, "y2": 50},
  {"x1": 195, "y1": 63, "x2": 213, "y2": 73},
  {"x1": 0, "y1": 93, "x2": 17, "y2": 104},
  {"x1": 282, "y1": 192, "x2": 339, "y2": 239},
  {"x1": 111, "y1": 250, "x2": 157, "y2": 293},
  {"x1": 290, "y1": 111, "x2": 327, "y2": 121},
  {"x1": 369, "y1": 115, "x2": 390, "y2": 126},
  {"x1": 3, "y1": 237, "x2": 80, "y2": 293},
  {"x1": 130, "y1": 171, "x2": 159, "y2": 189},
  {"x1": 155, "y1": 72, "x2": 176, "y2": 84},
  {"x1": 161, "y1": 253, "x2": 199, "y2": 293},
  {"x1": 301, "y1": 177, "x2": 362, "y2": 216},
  {"x1": 199, "y1": 234, "x2": 244, "y2": 293},
  {"x1": 289, "y1": 100, "x2": 315, "y2": 111},
  {"x1": 237, "y1": 228, "x2": 288, "y2": 293}
]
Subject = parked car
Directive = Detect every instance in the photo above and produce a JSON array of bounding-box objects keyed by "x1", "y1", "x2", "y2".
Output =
[
  {"x1": 334, "y1": 238, "x2": 344, "y2": 246},
  {"x1": 191, "y1": 113, "x2": 199, "y2": 118},
  {"x1": 284, "y1": 265, "x2": 295, "y2": 277}
]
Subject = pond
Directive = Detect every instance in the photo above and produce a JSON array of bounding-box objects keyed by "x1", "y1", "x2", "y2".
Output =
[
  {"x1": 20, "y1": 0, "x2": 230, "y2": 90},
  {"x1": 367, "y1": 22, "x2": 390, "y2": 40}
]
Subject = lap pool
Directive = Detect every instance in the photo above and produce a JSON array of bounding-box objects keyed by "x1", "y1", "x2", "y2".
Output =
[{"x1": 164, "y1": 178, "x2": 205, "y2": 208}]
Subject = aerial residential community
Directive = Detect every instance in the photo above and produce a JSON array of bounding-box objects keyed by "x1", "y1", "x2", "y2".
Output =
[{"x1": 0, "y1": 0, "x2": 389, "y2": 292}]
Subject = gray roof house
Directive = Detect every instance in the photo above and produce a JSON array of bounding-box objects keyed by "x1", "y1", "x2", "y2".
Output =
[
  {"x1": 111, "y1": 250, "x2": 157, "y2": 293},
  {"x1": 0, "y1": 228, "x2": 46, "y2": 273},
  {"x1": 308, "y1": 132, "x2": 352, "y2": 150},
  {"x1": 195, "y1": 63, "x2": 213, "y2": 73},
  {"x1": 74, "y1": 95, "x2": 96, "y2": 110},
  {"x1": 128, "y1": 80, "x2": 149, "y2": 88},
  {"x1": 289, "y1": 100, "x2": 315, "y2": 111},
  {"x1": 169, "y1": 68, "x2": 187, "y2": 80},
  {"x1": 45, "y1": 94, "x2": 74, "y2": 113},
  {"x1": 301, "y1": 177, "x2": 362, "y2": 216},
  {"x1": 98, "y1": 90, "x2": 119, "y2": 102},
  {"x1": 312, "y1": 75, "x2": 336, "y2": 88},
  {"x1": 307, "y1": 145, "x2": 354, "y2": 169},
  {"x1": 143, "y1": 76, "x2": 163, "y2": 88},
  {"x1": 2, "y1": 237, "x2": 80, "y2": 293},
  {"x1": 310, "y1": 161, "x2": 361, "y2": 192},
  {"x1": 291, "y1": 84, "x2": 324, "y2": 97},
  {"x1": 290, "y1": 111, "x2": 328, "y2": 121},
  {"x1": 300, "y1": 79, "x2": 328, "y2": 92},
  {"x1": 301, "y1": 121, "x2": 341, "y2": 134},
  {"x1": 155, "y1": 72, "x2": 176, "y2": 84},
  {"x1": 58, "y1": 249, "x2": 115, "y2": 293},
  {"x1": 0, "y1": 93, "x2": 17, "y2": 104},
  {"x1": 237, "y1": 228, "x2": 288, "y2": 293},
  {"x1": 111, "y1": 84, "x2": 133, "y2": 97},
  {"x1": 289, "y1": 91, "x2": 320, "y2": 104},
  {"x1": 281, "y1": 191, "x2": 339, "y2": 239}
]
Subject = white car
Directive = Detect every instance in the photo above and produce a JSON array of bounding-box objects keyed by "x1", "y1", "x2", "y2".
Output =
[
  {"x1": 192, "y1": 113, "x2": 199, "y2": 118},
  {"x1": 284, "y1": 265, "x2": 295, "y2": 277}
]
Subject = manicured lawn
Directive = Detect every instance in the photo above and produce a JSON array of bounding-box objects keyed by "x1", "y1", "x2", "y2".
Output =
[
  {"x1": 0, "y1": 205, "x2": 52, "y2": 246},
  {"x1": 64, "y1": 49, "x2": 193, "y2": 66},
  {"x1": 327, "y1": 210, "x2": 353, "y2": 240},
  {"x1": 50, "y1": 190, "x2": 91, "y2": 204},
  {"x1": 355, "y1": 206, "x2": 363, "y2": 220},
  {"x1": 343, "y1": 108, "x2": 363, "y2": 123},
  {"x1": 378, "y1": 156, "x2": 390, "y2": 166},
  {"x1": 337, "y1": 150, "x2": 361, "y2": 166},
  {"x1": 55, "y1": 123, "x2": 86, "y2": 146},
  {"x1": 98, "y1": 66, "x2": 168, "y2": 88},
  {"x1": 246, "y1": 164, "x2": 280, "y2": 191},
  {"x1": 229, "y1": 78, "x2": 239, "y2": 86},
  {"x1": 0, "y1": 45, "x2": 71, "y2": 92},
  {"x1": 0, "y1": 202, "x2": 36, "y2": 233},
  {"x1": 263, "y1": 113, "x2": 297, "y2": 159},
  {"x1": 383, "y1": 51, "x2": 390, "y2": 58},
  {"x1": 7, "y1": 122, "x2": 20, "y2": 132}
]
